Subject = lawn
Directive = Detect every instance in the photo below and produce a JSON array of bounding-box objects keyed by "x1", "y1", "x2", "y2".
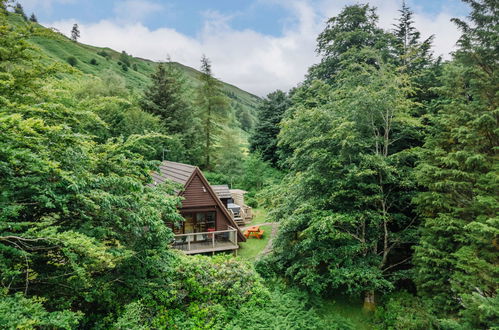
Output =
[
  {"x1": 248, "y1": 208, "x2": 269, "y2": 225},
  {"x1": 237, "y1": 224, "x2": 272, "y2": 261}
]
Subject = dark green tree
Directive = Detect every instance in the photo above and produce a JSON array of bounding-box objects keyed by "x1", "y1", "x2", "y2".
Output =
[
  {"x1": 308, "y1": 4, "x2": 395, "y2": 83},
  {"x1": 29, "y1": 13, "x2": 37, "y2": 23},
  {"x1": 196, "y1": 55, "x2": 230, "y2": 170},
  {"x1": 119, "y1": 50, "x2": 131, "y2": 67},
  {"x1": 414, "y1": 0, "x2": 498, "y2": 326},
  {"x1": 263, "y1": 50, "x2": 420, "y2": 309},
  {"x1": 70, "y1": 23, "x2": 80, "y2": 42},
  {"x1": 249, "y1": 90, "x2": 290, "y2": 166},
  {"x1": 393, "y1": 1, "x2": 441, "y2": 109},
  {"x1": 14, "y1": 2, "x2": 27, "y2": 20}
]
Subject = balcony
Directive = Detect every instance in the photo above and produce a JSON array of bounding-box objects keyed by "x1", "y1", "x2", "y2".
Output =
[{"x1": 172, "y1": 226, "x2": 239, "y2": 255}]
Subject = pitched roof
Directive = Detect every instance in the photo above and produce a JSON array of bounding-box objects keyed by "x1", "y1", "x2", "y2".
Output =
[
  {"x1": 211, "y1": 184, "x2": 232, "y2": 199},
  {"x1": 150, "y1": 161, "x2": 196, "y2": 187}
]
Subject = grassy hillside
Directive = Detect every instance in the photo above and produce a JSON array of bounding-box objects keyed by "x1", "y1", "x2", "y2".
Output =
[{"x1": 9, "y1": 13, "x2": 260, "y2": 129}]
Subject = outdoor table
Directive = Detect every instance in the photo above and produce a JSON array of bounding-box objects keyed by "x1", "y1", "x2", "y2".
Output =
[{"x1": 246, "y1": 226, "x2": 260, "y2": 233}]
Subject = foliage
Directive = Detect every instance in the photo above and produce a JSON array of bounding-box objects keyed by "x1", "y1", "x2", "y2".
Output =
[
  {"x1": 228, "y1": 286, "x2": 355, "y2": 330},
  {"x1": 249, "y1": 90, "x2": 290, "y2": 166},
  {"x1": 0, "y1": 292, "x2": 82, "y2": 329},
  {"x1": 196, "y1": 55, "x2": 231, "y2": 170},
  {"x1": 29, "y1": 13, "x2": 37, "y2": 23},
  {"x1": 374, "y1": 292, "x2": 437, "y2": 330},
  {"x1": 413, "y1": 0, "x2": 498, "y2": 323},
  {"x1": 70, "y1": 23, "x2": 80, "y2": 42},
  {"x1": 308, "y1": 4, "x2": 395, "y2": 83},
  {"x1": 264, "y1": 49, "x2": 420, "y2": 303},
  {"x1": 119, "y1": 50, "x2": 132, "y2": 67},
  {"x1": 89, "y1": 58, "x2": 97, "y2": 65},
  {"x1": 13, "y1": 2, "x2": 27, "y2": 21},
  {"x1": 67, "y1": 55, "x2": 77, "y2": 66}
]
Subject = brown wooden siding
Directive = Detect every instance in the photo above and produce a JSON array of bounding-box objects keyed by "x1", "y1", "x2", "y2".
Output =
[{"x1": 181, "y1": 175, "x2": 217, "y2": 208}]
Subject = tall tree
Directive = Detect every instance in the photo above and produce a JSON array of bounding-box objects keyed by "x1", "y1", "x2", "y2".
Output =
[
  {"x1": 393, "y1": 1, "x2": 441, "y2": 109},
  {"x1": 70, "y1": 23, "x2": 80, "y2": 42},
  {"x1": 264, "y1": 50, "x2": 420, "y2": 309},
  {"x1": 414, "y1": 0, "x2": 498, "y2": 327},
  {"x1": 249, "y1": 90, "x2": 290, "y2": 167},
  {"x1": 196, "y1": 55, "x2": 229, "y2": 170},
  {"x1": 308, "y1": 4, "x2": 395, "y2": 83},
  {"x1": 29, "y1": 13, "x2": 37, "y2": 23},
  {"x1": 13, "y1": 2, "x2": 27, "y2": 21},
  {"x1": 140, "y1": 61, "x2": 201, "y2": 163}
]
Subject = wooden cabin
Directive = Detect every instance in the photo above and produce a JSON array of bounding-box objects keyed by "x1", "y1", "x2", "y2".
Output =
[{"x1": 150, "y1": 161, "x2": 246, "y2": 254}]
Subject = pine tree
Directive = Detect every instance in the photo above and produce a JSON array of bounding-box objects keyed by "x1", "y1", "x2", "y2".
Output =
[
  {"x1": 392, "y1": 1, "x2": 441, "y2": 108},
  {"x1": 308, "y1": 4, "x2": 394, "y2": 83},
  {"x1": 140, "y1": 62, "x2": 201, "y2": 163},
  {"x1": 14, "y1": 2, "x2": 27, "y2": 21},
  {"x1": 196, "y1": 55, "x2": 230, "y2": 170},
  {"x1": 249, "y1": 90, "x2": 289, "y2": 166},
  {"x1": 70, "y1": 23, "x2": 80, "y2": 42},
  {"x1": 29, "y1": 13, "x2": 37, "y2": 23},
  {"x1": 414, "y1": 0, "x2": 498, "y2": 325}
]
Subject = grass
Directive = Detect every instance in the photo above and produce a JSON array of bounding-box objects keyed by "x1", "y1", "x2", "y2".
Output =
[
  {"x1": 317, "y1": 295, "x2": 374, "y2": 330},
  {"x1": 8, "y1": 13, "x2": 260, "y2": 118},
  {"x1": 237, "y1": 224, "x2": 272, "y2": 261},
  {"x1": 248, "y1": 208, "x2": 269, "y2": 226}
]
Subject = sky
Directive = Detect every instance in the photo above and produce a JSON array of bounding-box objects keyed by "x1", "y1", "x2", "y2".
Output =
[{"x1": 19, "y1": 0, "x2": 470, "y2": 96}]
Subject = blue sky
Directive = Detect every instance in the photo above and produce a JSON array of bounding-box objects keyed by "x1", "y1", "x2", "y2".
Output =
[{"x1": 18, "y1": 0, "x2": 470, "y2": 95}]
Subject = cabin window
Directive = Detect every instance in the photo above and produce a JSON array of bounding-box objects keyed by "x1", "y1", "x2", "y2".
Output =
[
  {"x1": 195, "y1": 212, "x2": 216, "y2": 232},
  {"x1": 179, "y1": 211, "x2": 216, "y2": 234}
]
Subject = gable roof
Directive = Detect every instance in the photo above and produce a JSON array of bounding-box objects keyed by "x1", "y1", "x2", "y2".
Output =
[
  {"x1": 150, "y1": 161, "x2": 196, "y2": 186},
  {"x1": 211, "y1": 184, "x2": 232, "y2": 199}
]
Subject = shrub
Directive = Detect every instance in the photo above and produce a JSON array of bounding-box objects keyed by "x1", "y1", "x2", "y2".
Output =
[
  {"x1": 97, "y1": 50, "x2": 109, "y2": 58},
  {"x1": 90, "y1": 58, "x2": 98, "y2": 65},
  {"x1": 132, "y1": 63, "x2": 138, "y2": 71},
  {"x1": 122, "y1": 64, "x2": 128, "y2": 71},
  {"x1": 66, "y1": 56, "x2": 77, "y2": 66},
  {"x1": 374, "y1": 291, "x2": 437, "y2": 330}
]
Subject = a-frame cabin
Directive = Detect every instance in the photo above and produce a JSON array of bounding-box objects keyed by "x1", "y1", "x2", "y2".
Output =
[{"x1": 151, "y1": 161, "x2": 246, "y2": 254}]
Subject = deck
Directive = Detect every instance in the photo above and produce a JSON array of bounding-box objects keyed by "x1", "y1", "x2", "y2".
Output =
[{"x1": 172, "y1": 226, "x2": 239, "y2": 255}]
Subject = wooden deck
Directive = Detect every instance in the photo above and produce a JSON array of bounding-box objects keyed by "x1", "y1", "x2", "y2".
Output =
[
  {"x1": 175, "y1": 241, "x2": 239, "y2": 254},
  {"x1": 172, "y1": 226, "x2": 239, "y2": 255}
]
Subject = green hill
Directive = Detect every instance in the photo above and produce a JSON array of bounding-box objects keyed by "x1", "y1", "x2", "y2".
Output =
[{"x1": 9, "y1": 13, "x2": 261, "y2": 131}]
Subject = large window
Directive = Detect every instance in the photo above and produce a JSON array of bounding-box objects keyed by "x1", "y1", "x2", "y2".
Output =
[{"x1": 178, "y1": 211, "x2": 216, "y2": 234}]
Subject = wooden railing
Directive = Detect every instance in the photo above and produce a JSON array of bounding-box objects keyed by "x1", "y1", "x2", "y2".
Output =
[{"x1": 173, "y1": 226, "x2": 238, "y2": 253}]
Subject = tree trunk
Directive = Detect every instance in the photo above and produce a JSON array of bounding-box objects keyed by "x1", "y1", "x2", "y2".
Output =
[{"x1": 363, "y1": 290, "x2": 376, "y2": 312}]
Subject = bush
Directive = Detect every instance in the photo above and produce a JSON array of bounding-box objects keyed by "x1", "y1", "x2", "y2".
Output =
[
  {"x1": 132, "y1": 63, "x2": 138, "y2": 71},
  {"x1": 66, "y1": 56, "x2": 77, "y2": 66},
  {"x1": 122, "y1": 64, "x2": 128, "y2": 71},
  {"x1": 97, "y1": 50, "x2": 109, "y2": 58},
  {"x1": 0, "y1": 293, "x2": 82, "y2": 329},
  {"x1": 374, "y1": 291, "x2": 437, "y2": 330},
  {"x1": 90, "y1": 58, "x2": 98, "y2": 65}
]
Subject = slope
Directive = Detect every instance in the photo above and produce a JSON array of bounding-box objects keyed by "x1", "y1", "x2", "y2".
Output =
[{"x1": 9, "y1": 13, "x2": 261, "y2": 131}]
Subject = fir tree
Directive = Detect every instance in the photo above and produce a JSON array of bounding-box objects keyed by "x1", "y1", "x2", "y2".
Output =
[
  {"x1": 249, "y1": 90, "x2": 290, "y2": 167},
  {"x1": 196, "y1": 55, "x2": 230, "y2": 170},
  {"x1": 70, "y1": 23, "x2": 80, "y2": 42},
  {"x1": 29, "y1": 13, "x2": 37, "y2": 23},
  {"x1": 140, "y1": 62, "x2": 201, "y2": 163},
  {"x1": 414, "y1": 0, "x2": 498, "y2": 326},
  {"x1": 14, "y1": 2, "x2": 27, "y2": 21},
  {"x1": 308, "y1": 4, "x2": 394, "y2": 82}
]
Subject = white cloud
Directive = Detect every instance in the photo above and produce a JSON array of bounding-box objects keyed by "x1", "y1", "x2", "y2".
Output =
[{"x1": 43, "y1": 0, "x2": 463, "y2": 96}]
